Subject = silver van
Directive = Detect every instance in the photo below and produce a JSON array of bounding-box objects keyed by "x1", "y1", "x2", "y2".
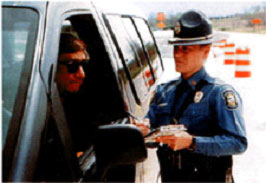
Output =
[{"x1": 2, "y1": 1, "x2": 164, "y2": 182}]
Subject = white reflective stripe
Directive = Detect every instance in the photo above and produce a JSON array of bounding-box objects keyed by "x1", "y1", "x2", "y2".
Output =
[
  {"x1": 225, "y1": 55, "x2": 235, "y2": 59},
  {"x1": 214, "y1": 42, "x2": 226, "y2": 46},
  {"x1": 223, "y1": 47, "x2": 235, "y2": 52},
  {"x1": 236, "y1": 54, "x2": 249, "y2": 60},
  {"x1": 229, "y1": 47, "x2": 235, "y2": 52},
  {"x1": 221, "y1": 47, "x2": 227, "y2": 51},
  {"x1": 235, "y1": 65, "x2": 251, "y2": 71}
]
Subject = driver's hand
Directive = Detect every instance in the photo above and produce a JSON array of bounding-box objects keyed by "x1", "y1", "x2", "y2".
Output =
[{"x1": 133, "y1": 118, "x2": 151, "y2": 136}]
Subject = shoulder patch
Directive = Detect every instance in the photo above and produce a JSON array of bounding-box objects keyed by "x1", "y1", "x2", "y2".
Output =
[{"x1": 223, "y1": 90, "x2": 238, "y2": 109}]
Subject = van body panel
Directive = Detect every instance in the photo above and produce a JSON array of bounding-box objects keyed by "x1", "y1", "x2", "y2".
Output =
[{"x1": 2, "y1": 2, "x2": 47, "y2": 179}]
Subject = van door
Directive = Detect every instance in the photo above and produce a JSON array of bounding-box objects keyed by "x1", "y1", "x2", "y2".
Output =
[{"x1": 37, "y1": 3, "x2": 132, "y2": 182}]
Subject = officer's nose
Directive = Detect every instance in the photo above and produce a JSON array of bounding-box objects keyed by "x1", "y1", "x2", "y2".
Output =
[{"x1": 75, "y1": 66, "x2": 86, "y2": 79}]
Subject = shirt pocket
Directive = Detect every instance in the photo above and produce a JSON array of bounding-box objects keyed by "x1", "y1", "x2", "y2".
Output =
[{"x1": 154, "y1": 104, "x2": 172, "y2": 126}]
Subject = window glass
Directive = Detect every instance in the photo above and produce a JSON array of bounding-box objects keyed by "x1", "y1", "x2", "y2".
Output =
[
  {"x1": 122, "y1": 18, "x2": 149, "y2": 69},
  {"x1": 106, "y1": 16, "x2": 141, "y2": 79},
  {"x1": 2, "y1": 7, "x2": 39, "y2": 147},
  {"x1": 106, "y1": 15, "x2": 148, "y2": 101},
  {"x1": 134, "y1": 18, "x2": 162, "y2": 79}
]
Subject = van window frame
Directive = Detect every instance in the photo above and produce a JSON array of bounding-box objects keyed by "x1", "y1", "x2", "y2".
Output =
[
  {"x1": 131, "y1": 16, "x2": 164, "y2": 85},
  {"x1": 104, "y1": 13, "x2": 163, "y2": 103},
  {"x1": 122, "y1": 15, "x2": 156, "y2": 86},
  {"x1": 102, "y1": 14, "x2": 142, "y2": 105},
  {"x1": 137, "y1": 17, "x2": 164, "y2": 71},
  {"x1": 2, "y1": 6, "x2": 40, "y2": 180}
]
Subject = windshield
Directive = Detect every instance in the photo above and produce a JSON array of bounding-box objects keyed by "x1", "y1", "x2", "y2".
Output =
[{"x1": 2, "y1": 7, "x2": 39, "y2": 147}]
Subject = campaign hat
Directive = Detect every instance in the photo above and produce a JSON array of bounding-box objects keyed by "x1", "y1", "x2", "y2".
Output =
[{"x1": 168, "y1": 10, "x2": 223, "y2": 46}]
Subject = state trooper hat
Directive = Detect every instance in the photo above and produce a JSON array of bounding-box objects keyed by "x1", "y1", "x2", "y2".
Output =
[{"x1": 168, "y1": 10, "x2": 221, "y2": 46}]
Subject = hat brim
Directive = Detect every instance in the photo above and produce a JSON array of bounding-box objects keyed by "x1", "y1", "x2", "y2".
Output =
[{"x1": 168, "y1": 32, "x2": 229, "y2": 46}]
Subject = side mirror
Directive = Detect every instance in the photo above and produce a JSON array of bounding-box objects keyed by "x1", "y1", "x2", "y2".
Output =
[{"x1": 93, "y1": 124, "x2": 147, "y2": 179}]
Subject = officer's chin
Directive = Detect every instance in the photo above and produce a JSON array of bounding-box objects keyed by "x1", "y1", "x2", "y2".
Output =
[{"x1": 175, "y1": 66, "x2": 182, "y2": 73}]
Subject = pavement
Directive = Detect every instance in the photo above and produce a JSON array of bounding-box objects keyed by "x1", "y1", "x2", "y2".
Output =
[{"x1": 138, "y1": 30, "x2": 266, "y2": 183}]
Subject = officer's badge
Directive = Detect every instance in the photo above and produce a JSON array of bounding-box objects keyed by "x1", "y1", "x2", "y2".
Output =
[
  {"x1": 194, "y1": 91, "x2": 204, "y2": 103},
  {"x1": 223, "y1": 91, "x2": 238, "y2": 109},
  {"x1": 174, "y1": 22, "x2": 181, "y2": 35}
]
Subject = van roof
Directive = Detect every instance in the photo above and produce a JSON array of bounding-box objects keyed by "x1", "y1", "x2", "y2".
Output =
[
  {"x1": 93, "y1": 0, "x2": 146, "y2": 18},
  {"x1": 2, "y1": 1, "x2": 47, "y2": 12},
  {"x1": 2, "y1": 0, "x2": 146, "y2": 19}
]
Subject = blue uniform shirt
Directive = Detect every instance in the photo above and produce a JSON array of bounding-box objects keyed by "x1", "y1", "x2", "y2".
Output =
[{"x1": 147, "y1": 67, "x2": 247, "y2": 157}]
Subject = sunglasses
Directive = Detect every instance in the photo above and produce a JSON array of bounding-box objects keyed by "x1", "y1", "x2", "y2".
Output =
[{"x1": 59, "y1": 59, "x2": 90, "y2": 73}]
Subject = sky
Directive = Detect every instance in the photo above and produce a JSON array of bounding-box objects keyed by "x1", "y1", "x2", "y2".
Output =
[
  {"x1": 32, "y1": 0, "x2": 265, "y2": 17},
  {"x1": 105, "y1": 0, "x2": 266, "y2": 18}
]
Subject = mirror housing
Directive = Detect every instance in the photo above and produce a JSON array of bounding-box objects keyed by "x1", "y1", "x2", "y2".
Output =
[{"x1": 93, "y1": 124, "x2": 147, "y2": 178}]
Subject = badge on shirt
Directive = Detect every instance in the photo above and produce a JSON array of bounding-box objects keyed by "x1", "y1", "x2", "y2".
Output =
[
  {"x1": 223, "y1": 91, "x2": 238, "y2": 109},
  {"x1": 194, "y1": 91, "x2": 204, "y2": 103}
]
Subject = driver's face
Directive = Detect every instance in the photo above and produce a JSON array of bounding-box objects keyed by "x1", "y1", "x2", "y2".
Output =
[{"x1": 56, "y1": 50, "x2": 87, "y2": 93}]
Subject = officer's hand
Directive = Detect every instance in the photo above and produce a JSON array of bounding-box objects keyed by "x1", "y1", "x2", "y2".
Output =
[
  {"x1": 133, "y1": 118, "x2": 150, "y2": 136},
  {"x1": 155, "y1": 131, "x2": 193, "y2": 151}
]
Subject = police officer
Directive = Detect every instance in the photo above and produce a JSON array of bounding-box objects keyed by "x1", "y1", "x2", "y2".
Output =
[{"x1": 135, "y1": 10, "x2": 247, "y2": 183}]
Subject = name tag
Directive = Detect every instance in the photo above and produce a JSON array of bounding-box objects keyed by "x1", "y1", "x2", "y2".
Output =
[{"x1": 158, "y1": 103, "x2": 168, "y2": 107}]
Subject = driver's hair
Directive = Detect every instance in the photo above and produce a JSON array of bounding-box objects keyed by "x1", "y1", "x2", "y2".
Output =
[{"x1": 59, "y1": 33, "x2": 88, "y2": 55}]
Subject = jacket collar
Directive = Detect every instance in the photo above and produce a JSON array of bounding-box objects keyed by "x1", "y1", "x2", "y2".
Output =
[{"x1": 181, "y1": 67, "x2": 214, "y2": 90}]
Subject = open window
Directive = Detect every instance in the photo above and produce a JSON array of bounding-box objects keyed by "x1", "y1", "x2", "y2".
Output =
[{"x1": 53, "y1": 14, "x2": 128, "y2": 150}]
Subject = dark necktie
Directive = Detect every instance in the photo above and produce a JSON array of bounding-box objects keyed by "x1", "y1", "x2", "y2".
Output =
[{"x1": 170, "y1": 80, "x2": 192, "y2": 124}]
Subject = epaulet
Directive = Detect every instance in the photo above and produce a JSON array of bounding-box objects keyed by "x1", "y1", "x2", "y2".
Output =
[
  {"x1": 212, "y1": 77, "x2": 226, "y2": 86},
  {"x1": 211, "y1": 78, "x2": 237, "y2": 93}
]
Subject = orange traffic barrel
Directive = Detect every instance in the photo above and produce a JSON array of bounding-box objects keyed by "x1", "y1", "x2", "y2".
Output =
[
  {"x1": 157, "y1": 12, "x2": 166, "y2": 22},
  {"x1": 157, "y1": 21, "x2": 166, "y2": 29},
  {"x1": 213, "y1": 39, "x2": 227, "y2": 48},
  {"x1": 222, "y1": 43, "x2": 235, "y2": 65},
  {"x1": 235, "y1": 47, "x2": 251, "y2": 78}
]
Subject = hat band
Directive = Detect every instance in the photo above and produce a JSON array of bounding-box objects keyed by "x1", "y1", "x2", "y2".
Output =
[{"x1": 169, "y1": 34, "x2": 213, "y2": 43}]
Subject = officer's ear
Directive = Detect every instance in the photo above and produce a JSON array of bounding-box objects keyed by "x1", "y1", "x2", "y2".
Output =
[{"x1": 201, "y1": 44, "x2": 211, "y2": 59}]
